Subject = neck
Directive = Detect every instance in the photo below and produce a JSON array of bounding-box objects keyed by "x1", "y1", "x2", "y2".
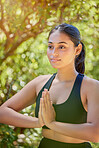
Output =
[{"x1": 56, "y1": 64, "x2": 78, "y2": 82}]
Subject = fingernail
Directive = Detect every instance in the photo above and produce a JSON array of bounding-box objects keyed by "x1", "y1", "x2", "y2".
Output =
[
  {"x1": 44, "y1": 88, "x2": 47, "y2": 91},
  {"x1": 40, "y1": 98, "x2": 43, "y2": 101}
]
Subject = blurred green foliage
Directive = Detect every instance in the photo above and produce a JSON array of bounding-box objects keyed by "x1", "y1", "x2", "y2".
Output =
[
  {"x1": 0, "y1": 0, "x2": 99, "y2": 147},
  {"x1": 0, "y1": 124, "x2": 17, "y2": 148}
]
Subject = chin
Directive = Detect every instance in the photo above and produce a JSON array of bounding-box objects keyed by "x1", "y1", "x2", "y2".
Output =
[{"x1": 50, "y1": 64, "x2": 63, "y2": 69}]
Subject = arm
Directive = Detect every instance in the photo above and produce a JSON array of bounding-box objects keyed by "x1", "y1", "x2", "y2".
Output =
[
  {"x1": 47, "y1": 120, "x2": 98, "y2": 143},
  {"x1": 40, "y1": 82, "x2": 99, "y2": 143},
  {"x1": 0, "y1": 76, "x2": 44, "y2": 128}
]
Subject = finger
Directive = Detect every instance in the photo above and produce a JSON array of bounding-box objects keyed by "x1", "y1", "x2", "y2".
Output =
[
  {"x1": 44, "y1": 88, "x2": 48, "y2": 92},
  {"x1": 42, "y1": 91, "x2": 46, "y2": 101},
  {"x1": 43, "y1": 90, "x2": 48, "y2": 108},
  {"x1": 39, "y1": 98, "x2": 42, "y2": 115},
  {"x1": 44, "y1": 89, "x2": 50, "y2": 103},
  {"x1": 46, "y1": 91, "x2": 55, "y2": 113},
  {"x1": 39, "y1": 98, "x2": 44, "y2": 118},
  {"x1": 39, "y1": 98, "x2": 45, "y2": 126},
  {"x1": 46, "y1": 90, "x2": 52, "y2": 107},
  {"x1": 51, "y1": 100, "x2": 53, "y2": 105},
  {"x1": 44, "y1": 89, "x2": 52, "y2": 110},
  {"x1": 41, "y1": 97, "x2": 46, "y2": 113},
  {"x1": 42, "y1": 91, "x2": 45, "y2": 98},
  {"x1": 41, "y1": 91, "x2": 46, "y2": 108},
  {"x1": 39, "y1": 99, "x2": 42, "y2": 119}
]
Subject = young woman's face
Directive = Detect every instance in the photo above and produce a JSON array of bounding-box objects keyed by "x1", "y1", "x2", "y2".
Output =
[{"x1": 47, "y1": 30, "x2": 76, "y2": 69}]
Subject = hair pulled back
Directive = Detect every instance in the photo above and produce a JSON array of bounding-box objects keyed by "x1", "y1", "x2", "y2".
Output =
[{"x1": 49, "y1": 23, "x2": 85, "y2": 74}]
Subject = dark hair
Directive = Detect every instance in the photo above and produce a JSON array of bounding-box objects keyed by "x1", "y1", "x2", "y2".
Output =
[{"x1": 48, "y1": 23, "x2": 85, "y2": 74}]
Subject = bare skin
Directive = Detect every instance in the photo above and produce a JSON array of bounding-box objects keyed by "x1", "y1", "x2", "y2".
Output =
[
  {"x1": 39, "y1": 31, "x2": 99, "y2": 143},
  {"x1": 0, "y1": 31, "x2": 99, "y2": 143},
  {"x1": 37, "y1": 74, "x2": 99, "y2": 143},
  {"x1": 0, "y1": 76, "x2": 44, "y2": 128}
]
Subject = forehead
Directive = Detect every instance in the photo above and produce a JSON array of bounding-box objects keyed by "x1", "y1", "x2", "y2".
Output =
[{"x1": 49, "y1": 30, "x2": 72, "y2": 44}]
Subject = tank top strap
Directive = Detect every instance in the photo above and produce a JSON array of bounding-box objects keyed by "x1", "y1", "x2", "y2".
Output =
[
  {"x1": 35, "y1": 73, "x2": 57, "y2": 117},
  {"x1": 41, "y1": 72, "x2": 57, "y2": 91},
  {"x1": 72, "y1": 73, "x2": 84, "y2": 98}
]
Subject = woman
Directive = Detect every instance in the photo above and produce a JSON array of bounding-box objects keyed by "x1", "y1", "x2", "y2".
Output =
[{"x1": 0, "y1": 23, "x2": 99, "y2": 148}]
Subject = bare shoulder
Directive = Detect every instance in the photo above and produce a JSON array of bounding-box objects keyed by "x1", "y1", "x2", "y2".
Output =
[
  {"x1": 83, "y1": 75, "x2": 99, "y2": 89},
  {"x1": 34, "y1": 74, "x2": 52, "y2": 95},
  {"x1": 83, "y1": 75, "x2": 99, "y2": 100},
  {"x1": 35, "y1": 74, "x2": 52, "y2": 83}
]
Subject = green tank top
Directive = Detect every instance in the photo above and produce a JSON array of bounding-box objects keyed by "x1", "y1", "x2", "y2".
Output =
[{"x1": 35, "y1": 73, "x2": 87, "y2": 129}]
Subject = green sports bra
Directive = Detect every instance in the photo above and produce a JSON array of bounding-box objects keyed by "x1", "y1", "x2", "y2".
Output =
[{"x1": 35, "y1": 73, "x2": 87, "y2": 129}]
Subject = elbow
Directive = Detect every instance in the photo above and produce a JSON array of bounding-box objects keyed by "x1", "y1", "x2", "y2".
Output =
[
  {"x1": 94, "y1": 138, "x2": 99, "y2": 143},
  {"x1": 0, "y1": 107, "x2": 3, "y2": 122},
  {"x1": 0, "y1": 106, "x2": 7, "y2": 123},
  {"x1": 92, "y1": 131, "x2": 99, "y2": 143},
  {"x1": 89, "y1": 125, "x2": 99, "y2": 143},
  {"x1": 91, "y1": 135, "x2": 99, "y2": 143}
]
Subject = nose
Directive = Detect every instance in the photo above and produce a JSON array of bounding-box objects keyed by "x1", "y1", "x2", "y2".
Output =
[{"x1": 52, "y1": 47, "x2": 58, "y2": 56}]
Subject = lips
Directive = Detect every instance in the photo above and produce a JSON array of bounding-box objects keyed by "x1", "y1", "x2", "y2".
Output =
[{"x1": 51, "y1": 58, "x2": 61, "y2": 62}]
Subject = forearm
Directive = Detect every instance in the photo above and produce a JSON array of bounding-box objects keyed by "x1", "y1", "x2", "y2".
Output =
[
  {"x1": 0, "y1": 107, "x2": 40, "y2": 128},
  {"x1": 48, "y1": 121, "x2": 99, "y2": 143}
]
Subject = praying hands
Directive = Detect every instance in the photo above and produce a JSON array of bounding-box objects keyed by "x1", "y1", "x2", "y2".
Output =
[{"x1": 38, "y1": 89, "x2": 56, "y2": 127}]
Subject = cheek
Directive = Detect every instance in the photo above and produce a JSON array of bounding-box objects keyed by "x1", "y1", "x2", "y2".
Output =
[{"x1": 61, "y1": 49, "x2": 75, "y2": 61}]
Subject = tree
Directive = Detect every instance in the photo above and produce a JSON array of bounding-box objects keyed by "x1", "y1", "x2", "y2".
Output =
[
  {"x1": 0, "y1": 0, "x2": 99, "y2": 147},
  {"x1": 0, "y1": 0, "x2": 70, "y2": 62}
]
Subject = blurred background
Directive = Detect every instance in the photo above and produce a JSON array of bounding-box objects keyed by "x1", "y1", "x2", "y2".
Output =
[{"x1": 0, "y1": 0, "x2": 99, "y2": 147}]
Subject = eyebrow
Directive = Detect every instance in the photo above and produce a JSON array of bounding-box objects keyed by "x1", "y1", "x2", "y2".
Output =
[{"x1": 48, "y1": 41, "x2": 68, "y2": 44}]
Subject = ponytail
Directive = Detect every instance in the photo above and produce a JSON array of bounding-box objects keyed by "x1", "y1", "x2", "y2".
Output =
[{"x1": 75, "y1": 41, "x2": 85, "y2": 74}]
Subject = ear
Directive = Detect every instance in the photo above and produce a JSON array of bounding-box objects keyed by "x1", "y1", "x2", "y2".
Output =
[{"x1": 75, "y1": 43, "x2": 82, "y2": 56}]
